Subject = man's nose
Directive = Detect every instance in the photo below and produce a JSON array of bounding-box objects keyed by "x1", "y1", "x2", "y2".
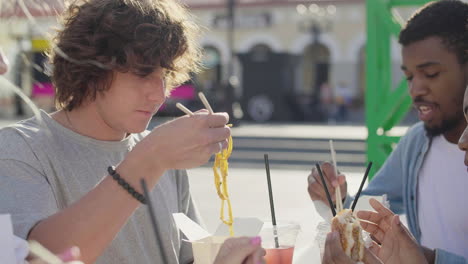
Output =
[
  {"x1": 147, "y1": 80, "x2": 166, "y2": 102},
  {"x1": 409, "y1": 77, "x2": 429, "y2": 99},
  {"x1": 458, "y1": 127, "x2": 468, "y2": 151}
]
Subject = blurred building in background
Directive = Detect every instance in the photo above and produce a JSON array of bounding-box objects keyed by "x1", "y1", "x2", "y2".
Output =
[
  {"x1": 186, "y1": 0, "x2": 410, "y2": 122},
  {"x1": 0, "y1": 0, "x2": 412, "y2": 122}
]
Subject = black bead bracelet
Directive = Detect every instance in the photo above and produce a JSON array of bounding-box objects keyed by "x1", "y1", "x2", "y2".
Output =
[{"x1": 108, "y1": 166, "x2": 147, "y2": 204}]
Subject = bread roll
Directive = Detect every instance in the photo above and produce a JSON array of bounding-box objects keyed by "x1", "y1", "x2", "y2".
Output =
[{"x1": 331, "y1": 209, "x2": 364, "y2": 261}]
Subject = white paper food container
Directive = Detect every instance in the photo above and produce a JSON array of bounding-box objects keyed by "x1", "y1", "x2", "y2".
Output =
[{"x1": 173, "y1": 213, "x2": 264, "y2": 264}]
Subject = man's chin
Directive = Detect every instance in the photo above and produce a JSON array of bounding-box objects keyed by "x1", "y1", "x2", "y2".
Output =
[
  {"x1": 423, "y1": 117, "x2": 462, "y2": 138},
  {"x1": 424, "y1": 124, "x2": 445, "y2": 137},
  {"x1": 127, "y1": 123, "x2": 150, "y2": 134}
]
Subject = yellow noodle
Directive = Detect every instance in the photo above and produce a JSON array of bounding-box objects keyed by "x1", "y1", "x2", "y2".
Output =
[{"x1": 213, "y1": 133, "x2": 234, "y2": 236}]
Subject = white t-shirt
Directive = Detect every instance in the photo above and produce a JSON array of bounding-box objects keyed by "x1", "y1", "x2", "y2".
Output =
[{"x1": 418, "y1": 135, "x2": 468, "y2": 259}]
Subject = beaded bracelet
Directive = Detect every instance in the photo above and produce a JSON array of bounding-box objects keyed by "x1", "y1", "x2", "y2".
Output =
[{"x1": 107, "y1": 166, "x2": 147, "y2": 204}]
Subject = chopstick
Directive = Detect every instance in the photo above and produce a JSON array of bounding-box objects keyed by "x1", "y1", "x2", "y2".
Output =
[
  {"x1": 176, "y1": 103, "x2": 194, "y2": 116},
  {"x1": 198, "y1": 92, "x2": 214, "y2": 114},
  {"x1": 329, "y1": 140, "x2": 343, "y2": 212},
  {"x1": 176, "y1": 92, "x2": 213, "y2": 117}
]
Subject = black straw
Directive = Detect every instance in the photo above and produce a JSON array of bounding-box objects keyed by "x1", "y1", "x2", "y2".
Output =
[
  {"x1": 316, "y1": 163, "x2": 337, "y2": 217},
  {"x1": 264, "y1": 154, "x2": 280, "y2": 248},
  {"x1": 141, "y1": 179, "x2": 169, "y2": 263},
  {"x1": 351, "y1": 162, "x2": 373, "y2": 211}
]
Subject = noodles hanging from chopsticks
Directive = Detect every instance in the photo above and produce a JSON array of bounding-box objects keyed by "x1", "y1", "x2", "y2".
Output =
[{"x1": 213, "y1": 129, "x2": 234, "y2": 236}]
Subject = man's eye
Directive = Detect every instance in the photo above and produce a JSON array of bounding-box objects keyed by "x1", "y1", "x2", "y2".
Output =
[
  {"x1": 426, "y1": 72, "x2": 439, "y2": 78},
  {"x1": 406, "y1": 76, "x2": 413, "y2": 81}
]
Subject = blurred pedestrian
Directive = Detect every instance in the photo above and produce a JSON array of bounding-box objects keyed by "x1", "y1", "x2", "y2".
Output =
[
  {"x1": 319, "y1": 82, "x2": 334, "y2": 122},
  {"x1": 333, "y1": 81, "x2": 352, "y2": 122}
]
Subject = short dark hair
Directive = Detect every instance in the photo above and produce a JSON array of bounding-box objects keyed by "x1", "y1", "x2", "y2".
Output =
[
  {"x1": 49, "y1": 0, "x2": 202, "y2": 111},
  {"x1": 399, "y1": 0, "x2": 468, "y2": 64}
]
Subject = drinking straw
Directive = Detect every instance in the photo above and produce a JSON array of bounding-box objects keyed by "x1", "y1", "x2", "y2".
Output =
[
  {"x1": 140, "y1": 179, "x2": 169, "y2": 264},
  {"x1": 176, "y1": 103, "x2": 194, "y2": 116},
  {"x1": 198, "y1": 92, "x2": 214, "y2": 114},
  {"x1": 351, "y1": 162, "x2": 373, "y2": 211},
  {"x1": 315, "y1": 163, "x2": 337, "y2": 217},
  {"x1": 264, "y1": 154, "x2": 280, "y2": 248}
]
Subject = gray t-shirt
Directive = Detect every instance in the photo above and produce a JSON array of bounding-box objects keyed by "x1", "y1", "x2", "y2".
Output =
[{"x1": 0, "y1": 111, "x2": 201, "y2": 264}]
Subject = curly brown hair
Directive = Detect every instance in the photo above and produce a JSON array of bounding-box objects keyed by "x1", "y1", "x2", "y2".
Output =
[{"x1": 49, "y1": 0, "x2": 202, "y2": 111}]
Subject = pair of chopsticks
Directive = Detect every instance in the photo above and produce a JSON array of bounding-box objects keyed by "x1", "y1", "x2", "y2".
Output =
[
  {"x1": 176, "y1": 92, "x2": 214, "y2": 116},
  {"x1": 315, "y1": 140, "x2": 373, "y2": 216}
]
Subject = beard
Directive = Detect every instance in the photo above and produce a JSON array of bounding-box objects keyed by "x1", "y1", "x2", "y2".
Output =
[{"x1": 424, "y1": 115, "x2": 464, "y2": 137}]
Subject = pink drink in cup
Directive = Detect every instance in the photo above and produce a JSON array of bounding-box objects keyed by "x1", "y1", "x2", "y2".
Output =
[
  {"x1": 260, "y1": 222, "x2": 300, "y2": 264},
  {"x1": 265, "y1": 246, "x2": 295, "y2": 264}
]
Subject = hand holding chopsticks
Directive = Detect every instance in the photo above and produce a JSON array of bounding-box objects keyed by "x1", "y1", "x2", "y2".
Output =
[{"x1": 307, "y1": 162, "x2": 348, "y2": 210}]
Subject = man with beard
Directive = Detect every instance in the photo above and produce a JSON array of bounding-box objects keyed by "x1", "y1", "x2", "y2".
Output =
[{"x1": 308, "y1": 0, "x2": 468, "y2": 263}]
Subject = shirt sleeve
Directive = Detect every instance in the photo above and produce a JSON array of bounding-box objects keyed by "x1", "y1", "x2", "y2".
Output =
[
  {"x1": 346, "y1": 131, "x2": 411, "y2": 214},
  {"x1": 435, "y1": 248, "x2": 467, "y2": 264},
  {"x1": 0, "y1": 159, "x2": 58, "y2": 239}
]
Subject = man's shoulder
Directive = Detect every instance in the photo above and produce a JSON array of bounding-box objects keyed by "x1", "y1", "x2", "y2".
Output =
[
  {"x1": 0, "y1": 118, "x2": 45, "y2": 159},
  {"x1": 391, "y1": 122, "x2": 427, "y2": 159}
]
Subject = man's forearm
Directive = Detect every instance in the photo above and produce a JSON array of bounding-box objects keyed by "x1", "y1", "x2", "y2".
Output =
[{"x1": 28, "y1": 160, "x2": 164, "y2": 264}]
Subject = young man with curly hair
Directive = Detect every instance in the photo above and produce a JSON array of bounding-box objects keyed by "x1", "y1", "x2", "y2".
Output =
[
  {"x1": 0, "y1": 0, "x2": 232, "y2": 263},
  {"x1": 309, "y1": 0, "x2": 468, "y2": 263}
]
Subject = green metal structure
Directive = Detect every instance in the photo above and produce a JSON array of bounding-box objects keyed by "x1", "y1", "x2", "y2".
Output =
[{"x1": 366, "y1": 0, "x2": 431, "y2": 178}]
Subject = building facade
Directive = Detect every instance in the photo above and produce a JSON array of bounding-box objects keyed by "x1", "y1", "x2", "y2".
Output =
[
  {"x1": 0, "y1": 0, "x2": 410, "y2": 121},
  {"x1": 186, "y1": 0, "x2": 407, "y2": 122}
]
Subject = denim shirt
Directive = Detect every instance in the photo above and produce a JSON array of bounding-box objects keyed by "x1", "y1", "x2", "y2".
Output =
[{"x1": 345, "y1": 122, "x2": 466, "y2": 263}]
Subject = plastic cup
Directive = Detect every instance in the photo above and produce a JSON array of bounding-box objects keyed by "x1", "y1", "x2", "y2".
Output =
[{"x1": 260, "y1": 222, "x2": 301, "y2": 264}]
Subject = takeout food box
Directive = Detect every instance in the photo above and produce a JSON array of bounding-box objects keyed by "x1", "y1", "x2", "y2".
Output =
[{"x1": 173, "y1": 213, "x2": 264, "y2": 264}]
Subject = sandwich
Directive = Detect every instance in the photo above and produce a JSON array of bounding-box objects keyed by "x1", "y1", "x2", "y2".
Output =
[{"x1": 331, "y1": 209, "x2": 364, "y2": 261}]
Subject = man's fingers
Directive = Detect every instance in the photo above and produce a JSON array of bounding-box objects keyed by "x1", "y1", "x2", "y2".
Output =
[
  {"x1": 209, "y1": 140, "x2": 229, "y2": 155},
  {"x1": 368, "y1": 241, "x2": 381, "y2": 259},
  {"x1": 369, "y1": 198, "x2": 394, "y2": 217},
  {"x1": 308, "y1": 181, "x2": 323, "y2": 199},
  {"x1": 337, "y1": 175, "x2": 346, "y2": 185},
  {"x1": 58, "y1": 246, "x2": 81, "y2": 261},
  {"x1": 391, "y1": 215, "x2": 416, "y2": 244},
  {"x1": 194, "y1": 109, "x2": 209, "y2": 114},
  {"x1": 321, "y1": 162, "x2": 339, "y2": 186},
  {"x1": 204, "y1": 126, "x2": 231, "y2": 145},
  {"x1": 323, "y1": 232, "x2": 335, "y2": 263},
  {"x1": 308, "y1": 181, "x2": 336, "y2": 205},
  {"x1": 357, "y1": 210, "x2": 383, "y2": 224},
  {"x1": 360, "y1": 221, "x2": 385, "y2": 242},
  {"x1": 363, "y1": 247, "x2": 383, "y2": 264},
  {"x1": 203, "y1": 112, "x2": 229, "y2": 127},
  {"x1": 323, "y1": 231, "x2": 355, "y2": 264},
  {"x1": 315, "y1": 165, "x2": 337, "y2": 199},
  {"x1": 357, "y1": 210, "x2": 391, "y2": 231}
]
